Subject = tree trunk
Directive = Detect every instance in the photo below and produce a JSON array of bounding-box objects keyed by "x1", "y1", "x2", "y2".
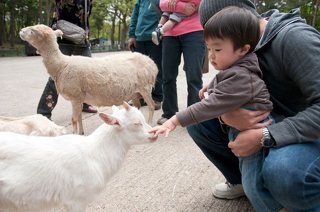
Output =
[
  {"x1": 120, "y1": 14, "x2": 127, "y2": 50},
  {"x1": 311, "y1": 0, "x2": 320, "y2": 27},
  {"x1": 110, "y1": 8, "x2": 118, "y2": 49},
  {"x1": 9, "y1": 0, "x2": 16, "y2": 48},
  {"x1": 117, "y1": 21, "x2": 121, "y2": 48},
  {"x1": 39, "y1": 0, "x2": 43, "y2": 23},
  {"x1": 0, "y1": 1, "x2": 5, "y2": 46},
  {"x1": 45, "y1": 0, "x2": 54, "y2": 26}
]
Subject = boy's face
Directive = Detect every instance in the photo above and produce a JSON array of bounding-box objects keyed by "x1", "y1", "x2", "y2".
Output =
[{"x1": 206, "y1": 37, "x2": 247, "y2": 71}]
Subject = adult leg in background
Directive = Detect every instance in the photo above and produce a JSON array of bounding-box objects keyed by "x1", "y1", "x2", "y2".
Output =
[
  {"x1": 36, "y1": 77, "x2": 58, "y2": 119},
  {"x1": 135, "y1": 40, "x2": 163, "y2": 103},
  {"x1": 180, "y1": 30, "x2": 204, "y2": 106},
  {"x1": 161, "y1": 36, "x2": 181, "y2": 119}
]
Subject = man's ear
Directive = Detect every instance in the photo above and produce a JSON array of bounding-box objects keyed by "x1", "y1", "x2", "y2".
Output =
[{"x1": 239, "y1": 44, "x2": 251, "y2": 56}]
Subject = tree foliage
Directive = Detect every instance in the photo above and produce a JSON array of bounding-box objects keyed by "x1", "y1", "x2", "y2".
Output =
[
  {"x1": 255, "y1": 0, "x2": 320, "y2": 28},
  {"x1": 1, "y1": 0, "x2": 319, "y2": 49},
  {"x1": 0, "y1": 0, "x2": 135, "y2": 49}
]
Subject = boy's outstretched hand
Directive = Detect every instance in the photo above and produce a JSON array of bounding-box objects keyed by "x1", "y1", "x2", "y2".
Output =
[{"x1": 149, "y1": 115, "x2": 180, "y2": 137}]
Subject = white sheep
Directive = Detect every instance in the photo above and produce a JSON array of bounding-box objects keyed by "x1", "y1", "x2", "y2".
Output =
[
  {"x1": 0, "y1": 102, "x2": 157, "y2": 212},
  {"x1": 19, "y1": 24, "x2": 158, "y2": 135},
  {"x1": 0, "y1": 114, "x2": 67, "y2": 136}
]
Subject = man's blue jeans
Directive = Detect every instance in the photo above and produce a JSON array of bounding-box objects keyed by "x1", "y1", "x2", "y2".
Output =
[
  {"x1": 187, "y1": 118, "x2": 320, "y2": 211},
  {"x1": 161, "y1": 31, "x2": 205, "y2": 118}
]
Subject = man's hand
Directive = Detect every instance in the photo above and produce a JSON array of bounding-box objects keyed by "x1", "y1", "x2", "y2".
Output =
[
  {"x1": 228, "y1": 128, "x2": 263, "y2": 157},
  {"x1": 221, "y1": 109, "x2": 272, "y2": 131},
  {"x1": 128, "y1": 37, "x2": 136, "y2": 51},
  {"x1": 199, "y1": 84, "x2": 208, "y2": 99}
]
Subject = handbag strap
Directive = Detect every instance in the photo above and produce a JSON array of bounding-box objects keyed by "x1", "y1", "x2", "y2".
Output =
[{"x1": 85, "y1": 0, "x2": 88, "y2": 40}]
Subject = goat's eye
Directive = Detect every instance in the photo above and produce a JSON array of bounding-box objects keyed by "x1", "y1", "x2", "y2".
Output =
[{"x1": 134, "y1": 122, "x2": 142, "y2": 126}]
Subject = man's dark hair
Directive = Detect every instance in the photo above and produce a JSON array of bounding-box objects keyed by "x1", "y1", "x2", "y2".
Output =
[
  {"x1": 204, "y1": 6, "x2": 260, "y2": 53},
  {"x1": 199, "y1": 0, "x2": 258, "y2": 27}
]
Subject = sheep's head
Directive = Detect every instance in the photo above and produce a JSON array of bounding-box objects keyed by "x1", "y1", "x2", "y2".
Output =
[
  {"x1": 19, "y1": 24, "x2": 62, "y2": 52},
  {"x1": 99, "y1": 102, "x2": 158, "y2": 145}
]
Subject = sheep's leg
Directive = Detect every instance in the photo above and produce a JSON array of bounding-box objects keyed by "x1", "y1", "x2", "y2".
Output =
[
  {"x1": 140, "y1": 91, "x2": 155, "y2": 125},
  {"x1": 71, "y1": 102, "x2": 84, "y2": 135},
  {"x1": 77, "y1": 112, "x2": 84, "y2": 135}
]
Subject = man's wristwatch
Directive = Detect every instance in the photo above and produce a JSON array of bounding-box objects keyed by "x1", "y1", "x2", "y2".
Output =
[{"x1": 260, "y1": 127, "x2": 276, "y2": 148}]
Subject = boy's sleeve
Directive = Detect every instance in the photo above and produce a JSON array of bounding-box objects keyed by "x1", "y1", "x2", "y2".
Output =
[{"x1": 176, "y1": 69, "x2": 255, "y2": 127}]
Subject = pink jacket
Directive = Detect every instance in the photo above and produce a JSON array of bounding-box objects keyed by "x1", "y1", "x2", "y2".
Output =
[{"x1": 160, "y1": 0, "x2": 203, "y2": 36}]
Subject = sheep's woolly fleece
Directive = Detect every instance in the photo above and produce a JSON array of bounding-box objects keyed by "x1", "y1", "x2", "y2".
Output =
[{"x1": 19, "y1": 24, "x2": 158, "y2": 134}]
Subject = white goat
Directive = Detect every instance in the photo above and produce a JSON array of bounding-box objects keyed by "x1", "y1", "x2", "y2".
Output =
[
  {"x1": 0, "y1": 102, "x2": 157, "y2": 212},
  {"x1": 0, "y1": 114, "x2": 67, "y2": 136},
  {"x1": 19, "y1": 24, "x2": 158, "y2": 135}
]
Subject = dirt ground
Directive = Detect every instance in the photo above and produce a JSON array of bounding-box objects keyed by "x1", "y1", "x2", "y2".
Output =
[{"x1": 0, "y1": 52, "x2": 254, "y2": 211}]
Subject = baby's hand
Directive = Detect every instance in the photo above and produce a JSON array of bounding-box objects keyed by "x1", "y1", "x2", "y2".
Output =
[
  {"x1": 184, "y1": 2, "x2": 196, "y2": 15},
  {"x1": 149, "y1": 125, "x2": 172, "y2": 137},
  {"x1": 199, "y1": 84, "x2": 208, "y2": 99},
  {"x1": 149, "y1": 116, "x2": 178, "y2": 137},
  {"x1": 168, "y1": 0, "x2": 177, "y2": 11}
]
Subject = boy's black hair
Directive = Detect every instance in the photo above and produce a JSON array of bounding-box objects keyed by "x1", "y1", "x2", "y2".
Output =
[{"x1": 204, "y1": 6, "x2": 260, "y2": 53}]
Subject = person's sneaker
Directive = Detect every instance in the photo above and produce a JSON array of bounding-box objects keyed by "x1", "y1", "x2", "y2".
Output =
[
  {"x1": 152, "y1": 27, "x2": 162, "y2": 45},
  {"x1": 157, "y1": 117, "x2": 168, "y2": 125},
  {"x1": 212, "y1": 182, "x2": 245, "y2": 199},
  {"x1": 154, "y1": 101, "x2": 161, "y2": 110}
]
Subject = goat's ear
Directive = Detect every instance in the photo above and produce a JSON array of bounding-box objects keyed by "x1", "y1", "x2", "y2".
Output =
[
  {"x1": 99, "y1": 113, "x2": 120, "y2": 126},
  {"x1": 54, "y1": 29, "x2": 63, "y2": 39}
]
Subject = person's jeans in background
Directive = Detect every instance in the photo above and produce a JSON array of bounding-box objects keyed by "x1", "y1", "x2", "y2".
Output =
[
  {"x1": 161, "y1": 30, "x2": 205, "y2": 119},
  {"x1": 135, "y1": 40, "x2": 163, "y2": 103}
]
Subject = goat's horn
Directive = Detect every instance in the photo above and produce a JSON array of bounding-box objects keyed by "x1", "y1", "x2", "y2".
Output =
[{"x1": 123, "y1": 101, "x2": 130, "y2": 110}]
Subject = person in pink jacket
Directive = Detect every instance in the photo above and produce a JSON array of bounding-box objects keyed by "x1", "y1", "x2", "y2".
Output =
[
  {"x1": 152, "y1": 0, "x2": 198, "y2": 45},
  {"x1": 156, "y1": 0, "x2": 205, "y2": 125}
]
